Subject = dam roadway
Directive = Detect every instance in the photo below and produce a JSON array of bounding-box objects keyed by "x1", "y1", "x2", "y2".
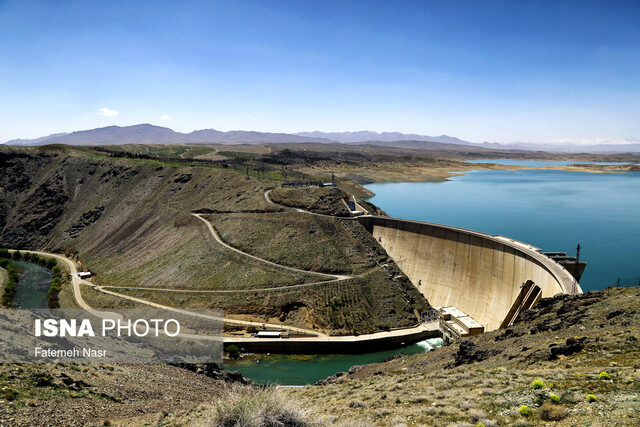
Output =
[{"x1": 358, "y1": 216, "x2": 582, "y2": 331}]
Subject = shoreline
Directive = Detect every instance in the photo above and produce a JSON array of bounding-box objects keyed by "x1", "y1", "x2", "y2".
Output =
[{"x1": 337, "y1": 162, "x2": 639, "y2": 194}]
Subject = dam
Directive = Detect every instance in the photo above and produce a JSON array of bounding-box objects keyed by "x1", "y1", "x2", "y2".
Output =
[{"x1": 358, "y1": 216, "x2": 583, "y2": 331}]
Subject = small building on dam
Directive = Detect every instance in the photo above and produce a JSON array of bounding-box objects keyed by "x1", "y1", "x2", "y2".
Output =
[{"x1": 358, "y1": 216, "x2": 583, "y2": 332}]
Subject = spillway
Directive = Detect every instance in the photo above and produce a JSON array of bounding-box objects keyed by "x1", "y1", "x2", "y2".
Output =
[{"x1": 359, "y1": 216, "x2": 582, "y2": 331}]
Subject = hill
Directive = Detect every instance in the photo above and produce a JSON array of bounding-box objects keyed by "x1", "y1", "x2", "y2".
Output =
[
  {"x1": 288, "y1": 285, "x2": 640, "y2": 426},
  {"x1": 4, "y1": 124, "x2": 333, "y2": 146},
  {"x1": 296, "y1": 131, "x2": 472, "y2": 145},
  {"x1": 0, "y1": 144, "x2": 425, "y2": 334}
]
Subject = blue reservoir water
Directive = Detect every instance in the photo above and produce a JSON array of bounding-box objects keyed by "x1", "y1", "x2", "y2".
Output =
[
  {"x1": 466, "y1": 159, "x2": 637, "y2": 167},
  {"x1": 366, "y1": 168, "x2": 640, "y2": 291}
]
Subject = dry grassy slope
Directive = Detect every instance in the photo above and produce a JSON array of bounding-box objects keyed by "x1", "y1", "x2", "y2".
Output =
[
  {"x1": 0, "y1": 146, "x2": 427, "y2": 333},
  {"x1": 0, "y1": 146, "x2": 301, "y2": 290},
  {"x1": 0, "y1": 362, "x2": 252, "y2": 426},
  {"x1": 289, "y1": 286, "x2": 640, "y2": 426},
  {"x1": 212, "y1": 212, "x2": 375, "y2": 275}
]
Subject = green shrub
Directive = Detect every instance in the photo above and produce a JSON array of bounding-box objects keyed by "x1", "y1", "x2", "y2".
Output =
[
  {"x1": 549, "y1": 393, "x2": 560, "y2": 403},
  {"x1": 598, "y1": 371, "x2": 610, "y2": 380},
  {"x1": 531, "y1": 379, "x2": 546, "y2": 389},
  {"x1": 225, "y1": 344, "x2": 240, "y2": 359},
  {"x1": 476, "y1": 423, "x2": 485, "y2": 427},
  {"x1": 1, "y1": 262, "x2": 19, "y2": 306},
  {"x1": 518, "y1": 405, "x2": 531, "y2": 416},
  {"x1": 586, "y1": 394, "x2": 597, "y2": 402},
  {"x1": 12, "y1": 250, "x2": 22, "y2": 260},
  {"x1": 0, "y1": 248, "x2": 10, "y2": 258}
]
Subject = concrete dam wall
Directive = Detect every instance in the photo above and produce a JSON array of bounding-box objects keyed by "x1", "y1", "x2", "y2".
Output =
[{"x1": 359, "y1": 216, "x2": 582, "y2": 331}]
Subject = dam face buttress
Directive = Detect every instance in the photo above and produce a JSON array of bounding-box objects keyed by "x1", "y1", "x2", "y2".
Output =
[{"x1": 359, "y1": 216, "x2": 582, "y2": 331}]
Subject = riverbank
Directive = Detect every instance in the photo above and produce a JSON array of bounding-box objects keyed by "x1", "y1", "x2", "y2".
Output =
[{"x1": 0, "y1": 266, "x2": 7, "y2": 296}]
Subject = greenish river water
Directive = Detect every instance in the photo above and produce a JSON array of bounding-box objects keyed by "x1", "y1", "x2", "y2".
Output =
[
  {"x1": 223, "y1": 338, "x2": 446, "y2": 385},
  {"x1": 11, "y1": 260, "x2": 52, "y2": 309},
  {"x1": 366, "y1": 163, "x2": 640, "y2": 292}
]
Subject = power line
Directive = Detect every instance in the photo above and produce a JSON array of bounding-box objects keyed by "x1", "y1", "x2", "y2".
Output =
[{"x1": 580, "y1": 229, "x2": 640, "y2": 247}]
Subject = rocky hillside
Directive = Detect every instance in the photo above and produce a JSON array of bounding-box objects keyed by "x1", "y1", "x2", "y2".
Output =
[
  {"x1": 0, "y1": 145, "x2": 426, "y2": 334},
  {"x1": 0, "y1": 362, "x2": 254, "y2": 426},
  {"x1": 288, "y1": 286, "x2": 640, "y2": 426}
]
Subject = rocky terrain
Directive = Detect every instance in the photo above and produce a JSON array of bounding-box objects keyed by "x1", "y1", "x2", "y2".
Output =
[
  {"x1": 1, "y1": 287, "x2": 637, "y2": 426},
  {"x1": 287, "y1": 285, "x2": 640, "y2": 426},
  {"x1": 0, "y1": 362, "x2": 254, "y2": 426}
]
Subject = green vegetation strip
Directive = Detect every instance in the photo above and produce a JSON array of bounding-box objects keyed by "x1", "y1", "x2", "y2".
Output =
[
  {"x1": 0, "y1": 256, "x2": 19, "y2": 307},
  {"x1": 0, "y1": 249, "x2": 64, "y2": 308}
]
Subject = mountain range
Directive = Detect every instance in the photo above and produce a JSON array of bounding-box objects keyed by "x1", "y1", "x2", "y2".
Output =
[{"x1": 4, "y1": 124, "x2": 640, "y2": 153}]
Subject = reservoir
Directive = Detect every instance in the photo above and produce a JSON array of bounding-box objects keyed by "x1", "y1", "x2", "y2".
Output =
[
  {"x1": 11, "y1": 261, "x2": 52, "y2": 309},
  {"x1": 366, "y1": 165, "x2": 640, "y2": 292}
]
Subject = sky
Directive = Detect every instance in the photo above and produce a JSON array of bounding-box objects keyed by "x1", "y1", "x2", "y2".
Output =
[{"x1": 0, "y1": 0, "x2": 639, "y2": 143}]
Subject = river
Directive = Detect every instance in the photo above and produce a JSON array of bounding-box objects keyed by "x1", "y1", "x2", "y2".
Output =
[
  {"x1": 223, "y1": 337, "x2": 445, "y2": 385},
  {"x1": 11, "y1": 260, "x2": 52, "y2": 309}
]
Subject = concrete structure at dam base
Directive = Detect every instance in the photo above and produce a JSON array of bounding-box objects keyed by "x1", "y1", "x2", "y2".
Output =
[{"x1": 224, "y1": 322, "x2": 441, "y2": 354}]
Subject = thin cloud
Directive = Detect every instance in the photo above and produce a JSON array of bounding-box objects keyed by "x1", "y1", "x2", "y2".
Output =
[
  {"x1": 98, "y1": 107, "x2": 118, "y2": 117},
  {"x1": 160, "y1": 115, "x2": 172, "y2": 120}
]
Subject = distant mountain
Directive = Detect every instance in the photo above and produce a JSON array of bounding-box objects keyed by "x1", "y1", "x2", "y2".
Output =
[
  {"x1": 6, "y1": 132, "x2": 70, "y2": 146},
  {"x1": 5, "y1": 125, "x2": 639, "y2": 153},
  {"x1": 479, "y1": 139, "x2": 640, "y2": 154},
  {"x1": 296, "y1": 131, "x2": 472, "y2": 145},
  {"x1": 4, "y1": 124, "x2": 333, "y2": 146},
  {"x1": 188, "y1": 129, "x2": 334, "y2": 144}
]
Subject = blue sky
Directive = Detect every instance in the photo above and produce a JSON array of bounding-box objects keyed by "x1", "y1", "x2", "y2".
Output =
[{"x1": 1, "y1": 0, "x2": 638, "y2": 143}]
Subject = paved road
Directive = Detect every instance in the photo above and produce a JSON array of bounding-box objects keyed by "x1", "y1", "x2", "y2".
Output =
[
  {"x1": 6, "y1": 249, "x2": 438, "y2": 343},
  {"x1": 98, "y1": 277, "x2": 349, "y2": 293}
]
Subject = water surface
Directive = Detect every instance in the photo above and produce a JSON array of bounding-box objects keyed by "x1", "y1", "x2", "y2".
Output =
[
  {"x1": 223, "y1": 338, "x2": 445, "y2": 385},
  {"x1": 366, "y1": 168, "x2": 640, "y2": 291},
  {"x1": 11, "y1": 261, "x2": 52, "y2": 309}
]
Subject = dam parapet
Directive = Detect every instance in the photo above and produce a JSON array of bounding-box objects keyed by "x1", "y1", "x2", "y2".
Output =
[{"x1": 358, "y1": 216, "x2": 583, "y2": 332}]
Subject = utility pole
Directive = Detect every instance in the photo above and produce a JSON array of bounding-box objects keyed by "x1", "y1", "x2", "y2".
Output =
[{"x1": 576, "y1": 243, "x2": 581, "y2": 263}]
